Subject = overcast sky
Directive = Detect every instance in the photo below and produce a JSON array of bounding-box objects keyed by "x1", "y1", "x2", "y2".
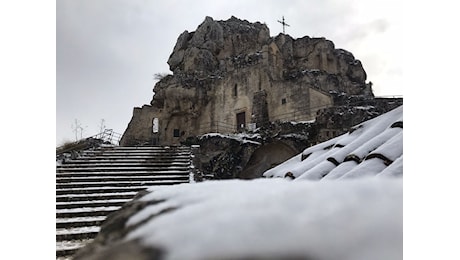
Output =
[{"x1": 56, "y1": 0, "x2": 403, "y2": 145}]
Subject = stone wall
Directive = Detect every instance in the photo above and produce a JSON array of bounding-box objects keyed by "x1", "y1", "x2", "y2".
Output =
[{"x1": 120, "y1": 105, "x2": 157, "y2": 146}]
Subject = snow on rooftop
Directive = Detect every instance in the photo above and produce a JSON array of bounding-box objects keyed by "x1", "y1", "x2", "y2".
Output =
[
  {"x1": 200, "y1": 132, "x2": 262, "y2": 145},
  {"x1": 121, "y1": 178, "x2": 401, "y2": 260},
  {"x1": 263, "y1": 105, "x2": 403, "y2": 180}
]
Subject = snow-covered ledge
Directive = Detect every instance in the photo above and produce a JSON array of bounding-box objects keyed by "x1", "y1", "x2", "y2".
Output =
[{"x1": 74, "y1": 178, "x2": 402, "y2": 260}]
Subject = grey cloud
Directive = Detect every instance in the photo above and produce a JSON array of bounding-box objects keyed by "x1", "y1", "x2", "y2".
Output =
[{"x1": 371, "y1": 19, "x2": 389, "y2": 33}]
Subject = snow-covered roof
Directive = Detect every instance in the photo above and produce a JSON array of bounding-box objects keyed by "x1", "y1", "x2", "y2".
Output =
[{"x1": 263, "y1": 105, "x2": 403, "y2": 180}]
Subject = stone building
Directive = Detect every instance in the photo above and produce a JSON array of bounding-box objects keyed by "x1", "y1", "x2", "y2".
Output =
[{"x1": 120, "y1": 16, "x2": 373, "y2": 146}]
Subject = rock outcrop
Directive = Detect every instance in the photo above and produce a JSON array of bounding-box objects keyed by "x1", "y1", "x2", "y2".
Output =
[{"x1": 120, "y1": 16, "x2": 373, "y2": 146}]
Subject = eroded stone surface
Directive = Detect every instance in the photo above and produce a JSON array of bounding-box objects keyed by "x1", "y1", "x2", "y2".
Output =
[{"x1": 120, "y1": 16, "x2": 373, "y2": 146}]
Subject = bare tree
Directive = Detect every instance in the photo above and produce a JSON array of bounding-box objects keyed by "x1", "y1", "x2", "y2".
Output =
[
  {"x1": 99, "y1": 119, "x2": 106, "y2": 133},
  {"x1": 153, "y1": 73, "x2": 170, "y2": 81},
  {"x1": 71, "y1": 119, "x2": 82, "y2": 141},
  {"x1": 71, "y1": 119, "x2": 87, "y2": 141}
]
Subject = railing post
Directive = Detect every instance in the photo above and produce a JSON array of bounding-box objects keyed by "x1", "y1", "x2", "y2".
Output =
[{"x1": 190, "y1": 145, "x2": 203, "y2": 182}]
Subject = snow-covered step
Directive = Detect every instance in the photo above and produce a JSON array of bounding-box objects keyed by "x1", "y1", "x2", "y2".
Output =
[
  {"x1": 112, "y1": 146, "x2": 190, "y2": 149},
  {"x1": 110, "y1": 148, "x2": 191, "y2": 153},
  {"x1": 56, "y1": 239, "x2": 92, "y2": 251},
  {"x1": 56, "y1": 191, "x2": 137, "y2": 199},
  {"x1": 56, "y1": 239, "x2": 93, "y2": 258},
  {"x1": 56, "y1": 194, "x2": 136, "y2": 204},
  {"x1": 57, "y1": 216, "x2": 106, "y2": 223},
  {"x1": 57, "y1": 162, "x2": 191, "y2": 168},
  {"x1": 56, "y1": 206, "x2": 122, "y2": 214},
  {"x1": 57, "y1": 175, "x2": 190, "y2": 183},
  {"x1": 64, "y1": 158, "x2": 191, "y2": 163},
  {"x1": 56, "y1": 206, "x2": 121, "y2": 219},
  {"x1": 57, "y1": 210, "x2": 117, "y2": 219},
  {"x1": 56, "y1": 186, "x2": 148, "y2": 196},
  {"x1": 56, "y1": 166, "x2": 190, "y2": 172},
  {"x1": 56, "y1": 170, "x2": 191, "y2": 177},
  {"x1": 56, "y1": 216, "x2": 106, "y2": 229},
  {"x1": 81, "y1": 151, "x2": 191, "y2": 156},
  {"x1": 56, "y1": 198, "x2": 131, "y2": 209},
  {"x1": 56, "y1": 180, "x2": 188, "y2": 189},
  {"x1": 57, "y1": 216, "x2": 106, "y2": 224},
  {"x1": 56, "y1": 198, "x2": 131, "y2": 205},
  {"x1": 56, "y1": 226, "x2": 100, "y2": 241},
  {"x1": 80, "y1": 153, "x2": 189, "y2": 157}
]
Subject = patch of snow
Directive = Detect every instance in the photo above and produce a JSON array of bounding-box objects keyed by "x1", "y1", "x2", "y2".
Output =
[
  {"x1": 56, "y1": 226, "x2": 100, "y2": 235},
  {"x1": 371, "y1": 131, "x2": 403, "y2": 161},
  {"x1": 200, "y1": 132, "x2": 262, "y2": 145},
  {"x1": 339, "y1": 159, "x2": 387, "y2": 179},
  {"x1": 354, "y1": 105, "x2": 375, "y2": 110},
  {"x1": 56, "y1": 199, "x2": 131, "y2": 206},
  {"x1": 57, "y1": 175, "x2": 187, "y2": 181},
  {"x1": 264, "y1": 135, "x2": 341, "y2": 178},
  {"x1": 377, "y1": 155, "x2": 403, "y2": 178},
  {"x1": 56, "y1": 239, "x2": 92, "y2": 251},
  {"x1": 322, "y1": 161, "x2": 358, "y2": 180},
  {"x1": 56, "y1": 191, "x2": 138, "y2": 198},
  {"x1": 56, "y1": 216, "x2": 106, "y2": 223},
  {"x1": 295, "y1": 160, "x2": 337, "y2": 180},
  {"x1": 262, "y1": 153, "x2": 303, "y2": 178},
  {"x1": 290, "y1": 119, "x2": 315, "y2": 125},
  {"x1": 302, "y1": 69, "x2": 321, "y2": 73},
  {"x1": 56, "y1": 206, "x2": 121, "y2": 213},
  {"x1": 241, "y1": 139, "x2": 261, "y2": 145},
  {"x1": 58, "y1": 180, "x2": 186, "y2": 186},
  {"x1": 298, "y1": 127, "x2": 402, "y2": 180},
  {"x1": 57, "y1": 166, "x2": 189, "y2": 171},
  {"x1": 280, "y1": 133, "x2": 309, "y2": 140},
  {"x1": 264, "y1": 106, "x2": 403, "y2": 179},
  {"x1": 125, "y1": 178, "x2": 402, "y2": 260}
]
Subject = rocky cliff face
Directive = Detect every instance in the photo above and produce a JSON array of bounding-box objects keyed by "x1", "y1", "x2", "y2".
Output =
[
  {"x1": 120, "y1": 16, "x2": 373, "y2": 146},
  {"x1": 166, "y1": 16, "x2": 368, "y2": 87},
  {"x1": 167, "y1": 16, "x2": 270, "y2": 74}
]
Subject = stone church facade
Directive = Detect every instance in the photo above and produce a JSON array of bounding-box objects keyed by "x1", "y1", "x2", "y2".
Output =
[{"x1": 120, "y1": 16, "x2": 373, "y2": 146}]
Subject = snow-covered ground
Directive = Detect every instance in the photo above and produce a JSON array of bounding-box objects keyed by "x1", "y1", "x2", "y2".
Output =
[{"x1": 123, "y1": 178, "x2": 402, "y2": 260}]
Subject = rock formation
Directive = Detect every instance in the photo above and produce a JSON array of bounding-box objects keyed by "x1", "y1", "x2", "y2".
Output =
[{"x1": 120, "y1": 16, "x2": 373, "y2": 146}]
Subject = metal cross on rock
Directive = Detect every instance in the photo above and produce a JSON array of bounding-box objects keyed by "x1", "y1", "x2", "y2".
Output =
[{"x1": 277, "y1": 16, "x2": 290, "y2": 34}]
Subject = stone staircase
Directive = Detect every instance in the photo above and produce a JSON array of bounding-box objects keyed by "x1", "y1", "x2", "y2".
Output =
[{"x1": 56, "y1": 145, "x2": 193, "y2": 259}]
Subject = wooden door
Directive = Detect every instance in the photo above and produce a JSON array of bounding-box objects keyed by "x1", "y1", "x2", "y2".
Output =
[{"x1": 237, "y1": 112, "x2": 246, "y2": 132}]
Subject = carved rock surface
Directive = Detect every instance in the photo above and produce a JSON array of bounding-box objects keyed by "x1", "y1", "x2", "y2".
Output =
[{"x1": 120, "y1": 16, "x2": 374, "y2": 146}]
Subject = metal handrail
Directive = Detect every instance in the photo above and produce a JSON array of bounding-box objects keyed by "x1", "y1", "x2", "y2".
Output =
[{"x1": 88, "y1": 129, "x2": 122, "y2": 145}]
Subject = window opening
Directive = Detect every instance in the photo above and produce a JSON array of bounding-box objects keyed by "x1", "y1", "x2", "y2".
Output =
[{"x1": 173, "y1": 129, "x2": 180, "y2": 137}]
